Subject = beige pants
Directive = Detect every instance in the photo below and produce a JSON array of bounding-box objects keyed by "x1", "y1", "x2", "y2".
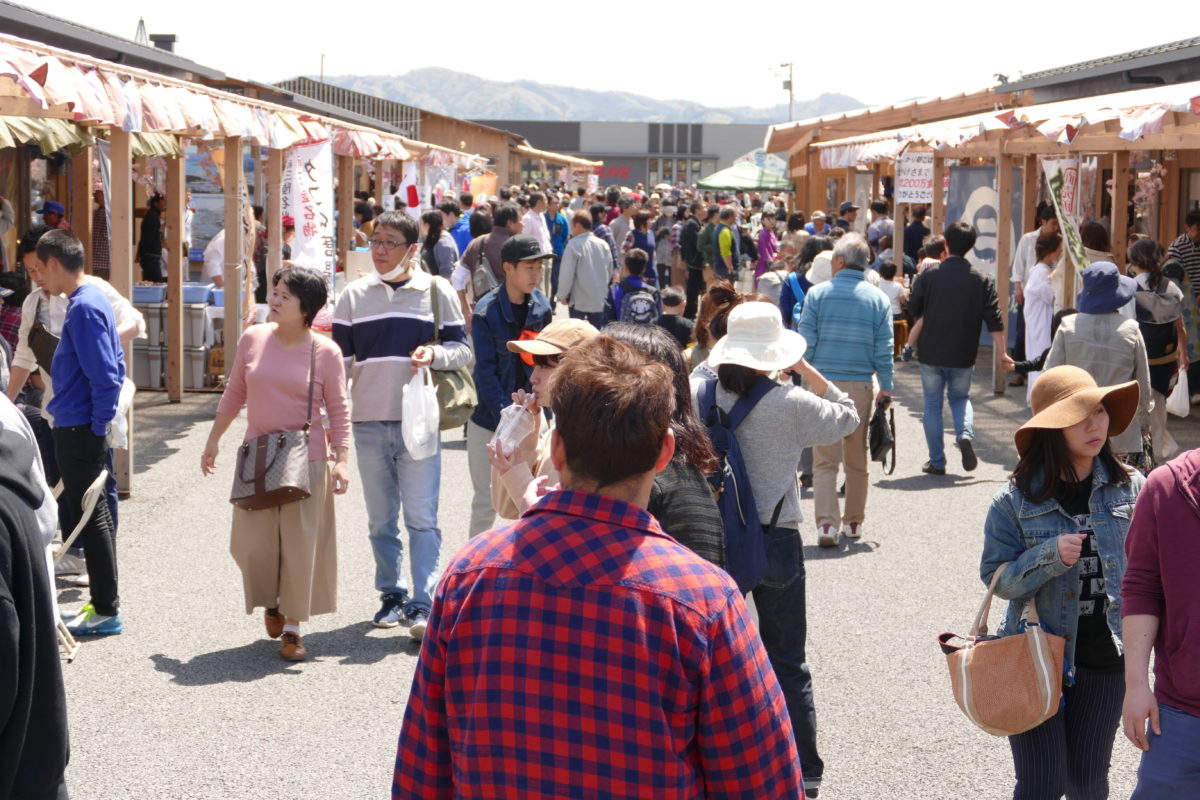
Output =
[
  {"x1": 466, "y1": 420, "x2": 496, "y2": 537},
  {"x1": 813, "y1": 380, "x2": 876, "y2": 529},
  {"x1": 230, "y1": 459, "x2": 337, "y2": 622}
]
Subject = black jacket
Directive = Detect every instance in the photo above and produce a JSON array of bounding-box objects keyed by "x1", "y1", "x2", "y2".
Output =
[
  {"x1": 908, "y1": 256, "x2": 1003, "y2": 369},
  {"x1": 680, "y1": 217, "x2": 702, "y2": 270},
  {"x1": 0, "y1": 429, "x2": 69, "y2": 800}
]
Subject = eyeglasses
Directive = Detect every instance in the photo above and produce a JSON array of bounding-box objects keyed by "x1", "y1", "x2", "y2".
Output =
[
  {"x1": 532, "y1": 353, "x2": 562, "y2": 368},
  {"x1": 367, "y1": 238, "x2": 411, "y2": 251}
]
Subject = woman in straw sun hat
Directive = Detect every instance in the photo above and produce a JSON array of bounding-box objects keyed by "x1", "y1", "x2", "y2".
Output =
[
  {"x1": 980, "y1": 364, "x2": 1145, "y2": 798},
  {"x1": 691, "y1": 299, "x2": 860, "y2": 796}
]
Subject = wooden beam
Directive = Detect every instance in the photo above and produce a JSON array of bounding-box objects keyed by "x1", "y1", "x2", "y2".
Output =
[
  {"x1": 71, "y1": 146, "x2": 93, "y2": 273},
  {"x1": 223, "y1": 136, "x2": 244, "y2": 353},
  {"x1": 109, "y1": 129, "x2": 133, "y2": 496},
  {"x1": 337, "y1": 155, "x2": 354, "y2": 272},
  {"x1": 1111, "y1": 151, "x2": 1131, "y2": 269},
  {"x1": 165, "y1": 154, "x2": 185, "y2": 401},
  {"x1": 995, "y1": 153, "x2": 1015, "y2": 395},
  {"x1": 267, "y1": 148, "x2": 283, "y2": 288}
]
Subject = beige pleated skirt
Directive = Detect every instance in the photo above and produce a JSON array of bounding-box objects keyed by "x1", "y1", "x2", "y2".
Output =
[{"x1": 230, "y1": 459, "x2": 337, "y2": 622}]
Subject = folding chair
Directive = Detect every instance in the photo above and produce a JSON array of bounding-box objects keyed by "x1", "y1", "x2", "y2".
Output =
[{"x1": 53, "y1": 469, "x2": 109, "y2": 663}]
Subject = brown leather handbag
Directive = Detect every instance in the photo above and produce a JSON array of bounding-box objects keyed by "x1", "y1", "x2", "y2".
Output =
[
  {"x1": 938, "y1": 563, "x2": 1066, "y2": 737},
  {"x1": 229, "y1": 340, "x2": 316, "y2": 511}
]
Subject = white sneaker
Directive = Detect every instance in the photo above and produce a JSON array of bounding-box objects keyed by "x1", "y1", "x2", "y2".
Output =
[
  {"x1": 55, "y1": 553, "x2": 86, "y2": 576},
  {"x1": 817, "y1": 524, "x2": 838, "y2": 548},
  {"x1": 843, "y1": 522, "x2": 863, "y2": 540}
]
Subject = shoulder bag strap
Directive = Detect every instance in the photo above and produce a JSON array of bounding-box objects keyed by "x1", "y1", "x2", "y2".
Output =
[
  {"x1": 968, "y1": 563, "x2": 1008, "y2": 638},
  {"x1": 429, "y1": 275, "x2": 443, "y2": 346},
  {"x1": 303, "y1": 335, "x2": 316, "y2": 432},
  {"x1": 726, "y1": 375, "x2": 777, "y2": 431}
]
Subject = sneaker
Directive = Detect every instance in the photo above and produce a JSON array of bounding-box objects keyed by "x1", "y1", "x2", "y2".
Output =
[
  {"x1": 408, "y1": 609, "x2": 429, "y2": 641},
  {"x1": 901, "y1": 345, "x2": 914, "y2": 362},
  {"x1": 843, "y1": 522, "x2": 863, "y2": 540},
  {"x1": 66, "y1": 604, "x2": 124, "y2": 636},
  {"x1": 55, "y1": 553, "x2": 86, "y2": 576},
  {"x1": 922, "y1": 461, "x2": 946, "y2": 475},
  {"x1": 958, "y1": 437, "x2": 978, "y2": 472},
  {"x1": 799, "y1": 473, "x2": 813, "y2": 489},
  {"x1": 373, "y1": 594, "x2": 409, "y2": 629},
  {"x1": 817, "y1": 524, "x2": 837, "y2": 548}
]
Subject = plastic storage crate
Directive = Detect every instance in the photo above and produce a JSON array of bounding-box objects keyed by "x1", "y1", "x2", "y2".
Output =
[
  {"x1": 134, "y1": 302, "x2": 165, "y2": 346},
  {"x1": 131, "y1": 346, "x2": 164, "y2": 389}
]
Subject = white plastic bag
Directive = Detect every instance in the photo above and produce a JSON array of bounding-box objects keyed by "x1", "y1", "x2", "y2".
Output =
[
  {"x1": 402, "y1": 367, "x2": 440, "y2": 460},
  {"x1": 1167, "y1": 371, "x2": 1191, "y2": 418}
]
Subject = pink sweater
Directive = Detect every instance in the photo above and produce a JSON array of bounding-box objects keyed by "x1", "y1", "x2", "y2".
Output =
[{"x1": 217, "y1": 324, "x2": 350, "y2": 461}]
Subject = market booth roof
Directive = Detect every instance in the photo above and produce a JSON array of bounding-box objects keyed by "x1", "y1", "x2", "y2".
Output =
[
  {"x1": 513, "y1": 142, "x2": 601, "y2": 169},
  {"x1": 697, "y1": 161, "x2": 794, "y2": 191},
  {"x1": 813, "y1": 80, "x2": 1200, "y2": 168}
]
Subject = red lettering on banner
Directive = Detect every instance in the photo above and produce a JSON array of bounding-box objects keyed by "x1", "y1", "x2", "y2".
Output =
[{"x1": 593, "y1": 166, "x2": 631, "y2": 179}]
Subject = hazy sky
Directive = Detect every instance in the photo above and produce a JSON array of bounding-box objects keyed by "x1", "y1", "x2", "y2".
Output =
[{"x1": 41, "y1": 0, "x2": 1176, "y2": 115}]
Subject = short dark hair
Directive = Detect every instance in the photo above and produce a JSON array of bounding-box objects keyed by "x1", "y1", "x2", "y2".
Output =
[
  {"x1": 272, "y1": 266, "x2": 328, "y2": 327},
  {"x1": 870, "y1": 199, "x2": 889, "y2": 215},
  {"x1": 879, "y1": 262, "x2": 897, "y2": 280},
  {"x1": 633, "y1": 210, "x2": 651, "y2": 230},
  {"x1": 529, "y1": 191, "x2": 546, "y2": 208},
  {"x1": 943, "y1": 221, "x2": 976, "y2": 257},
  {"x1": 912, "y1": 206, "x2": 928, "y2": 221},
  {"x1": 469, "y1": 210, "x2": 493, "y2": 237},
  {"x1": 706, "y1": 205, "x2": 719, "y2": 221},
  {"x1": 1186, "y1": 209, "x2": 1200, "y2": 229},
  {"x1": 18, "y1": 224, "x2": 51, "y2": 258},
  {"x1": 689, "y1": 201, "x2": 704, "y2": 214},
  {"x1": 1035, "y1": 232, "x2": 1063, "y2": 262},
  {"x1": 922, "y1": 234, "x2": 946, "y2": 259},
  {"x1": 438, "y1": 199, "x2": 462, "y2": 217},
  {"x1": 660, "y1": 286, "x2": 684, "y2": 307},
  {"x1": 1036, "y1": 201, "x2": 1057, "y2": 223},
  {"x1": 589, "y1": 202, "x2": 607, "y2": 225},
  {"x1": 624, "y1": 248, "x2": 649, "y2": 276},
  {"x1": 571, "y1": 210, "x2": 593, "y2": 230},
  {"x1": 36, "y1": 229, "x2": 85, "y2": 272},
  {"x1": 617, "y1": 194, "x2": 634, "y2": 211},
  {"x1": 1080, "y1": 220, "x2": 1110, "y2": 253},
  {"x1": 498, "y1": 187, "x2": 512, "y2": 201},
  {"x1": 374, "y1": 212, "x2": 419, "y2": 244},
  {"x1": 493, "y1": 203, "x2": 520, "y2": 228},
  {"x1": 551, "y1": 336, "x2": 675, "y2": 489},
  {"x1": 459, "y1": 192, "x2": 474, "y2": 208},
  {"x1": 718, "y1": 206, "x2": 736, "y2": 221},
  {"x1": 354, "y1": 201, "x2": 375, "y2": 222},
  {"x1": 787, "y1": 212, "x2": 806, "y2": 232}
]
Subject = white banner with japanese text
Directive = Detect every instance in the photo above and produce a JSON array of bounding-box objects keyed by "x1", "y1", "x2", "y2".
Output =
[
  {"x1": 895, "y1": 152, "x2": 935, "y2": 203},
  {"x1": 281, "y1": 140, "x2": 335, "y2": 292}
]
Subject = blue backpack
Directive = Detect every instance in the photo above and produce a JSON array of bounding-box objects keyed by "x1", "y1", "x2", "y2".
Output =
[
  {"x1": 786, "y1": 271, "x2": 806, "y2": 332},
  {"x1": 697, "y1": 376, "x2": 786, "y2": 594}
]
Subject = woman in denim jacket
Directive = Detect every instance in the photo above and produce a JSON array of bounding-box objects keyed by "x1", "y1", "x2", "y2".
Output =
[{"x1": 981, "y1": 365, "x2": 1145, "y2": 800}]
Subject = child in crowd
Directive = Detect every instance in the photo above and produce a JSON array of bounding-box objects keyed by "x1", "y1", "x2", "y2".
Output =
[
  {"x1": 604, "y1": 248, "x2": 662, "y2": 325},
  {"x1": 877, "y1": 262, "x2": 908, "y2": 359},
  {"x1": 655, "y1": 286, "x2": 694, "y2": 349}
]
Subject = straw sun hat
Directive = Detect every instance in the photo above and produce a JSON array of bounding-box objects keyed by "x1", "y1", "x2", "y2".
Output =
[
  {"x1": 707, "y1": 301, "x2": 807, "y2": 372},
  {"x1": 1014, "y1": 365, "x2": 1139, "y2": 457}
]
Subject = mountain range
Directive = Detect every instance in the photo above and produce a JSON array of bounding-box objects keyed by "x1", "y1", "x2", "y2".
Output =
[{"x1": 319, "y1": 67, "x2": 865, "y2": 124}]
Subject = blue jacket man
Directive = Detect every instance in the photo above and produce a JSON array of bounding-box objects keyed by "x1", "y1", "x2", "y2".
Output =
[
  {"x1": 467, "y1": 234, "x2": 553, "y2": 536},
  {"x1": 545, "y1": 197, "x2": 570, "y2": 300},
  {"x1": 441, "y1": 199, "x2": 473, "y2": 258}
]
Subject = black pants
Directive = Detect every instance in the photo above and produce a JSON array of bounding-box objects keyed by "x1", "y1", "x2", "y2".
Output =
[
  {"x1": 54, "y1": 425, "x2": 119, "y2": 616},
  {"x1": 1007, "y1": 666, "x2": 1124, "y2": 800},
  {"x1": 139, "y1": 254, "x2": 163, "y2": 283},
  {"x1": 1012, "y1": 299, "x2": 1027, "y2": 362},
  {"x1": 684, "y1": 266, "x2": 705, "y2": 319}
]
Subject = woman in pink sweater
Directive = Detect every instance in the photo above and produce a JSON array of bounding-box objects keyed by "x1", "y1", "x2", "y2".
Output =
[{"x1": 201, "y1": 267, "x2": 350, "y2": 662}]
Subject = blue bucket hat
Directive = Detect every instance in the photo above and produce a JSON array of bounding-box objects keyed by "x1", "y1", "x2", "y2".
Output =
[
  {"x1": 1076, "y1": 261, "x2": 1136, "y2": 314},
  {"x1": 38, "y1": 200, "x2": 65, "y2": 216}
]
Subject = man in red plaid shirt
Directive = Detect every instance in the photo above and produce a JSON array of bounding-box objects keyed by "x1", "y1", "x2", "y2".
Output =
[{"x1": 394, "y1": 336, "x2": 803, "y2": 799}]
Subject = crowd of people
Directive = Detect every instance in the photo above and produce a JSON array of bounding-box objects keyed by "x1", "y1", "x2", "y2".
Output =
[{"x1": 3, "y1": 177, "x2": 1200, "y2": 799}]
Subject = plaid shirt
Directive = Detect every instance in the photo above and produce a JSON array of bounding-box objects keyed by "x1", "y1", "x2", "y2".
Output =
[
  {"x1": 394, "y1": 490, "x2": 803, "y2": 800},
  {"x1": 91, "y1": 206, "x2": 111, "y2": 273}
]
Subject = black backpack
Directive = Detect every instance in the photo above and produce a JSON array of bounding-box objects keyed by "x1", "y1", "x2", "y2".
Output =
[{"x1": 618, "y1": 278, "x2": 659, "y2": 325}]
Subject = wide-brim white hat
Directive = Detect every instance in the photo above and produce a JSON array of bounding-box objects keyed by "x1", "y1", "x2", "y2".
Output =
[
  {"x1": 708, "y1": 301, "x2": 807, "y2": 371},
  {"x1": 807, "y1": 253, "x2": 833, "y2": 285}
]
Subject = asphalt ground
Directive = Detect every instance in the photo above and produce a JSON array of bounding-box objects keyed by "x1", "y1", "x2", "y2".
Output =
[{"x1": 59, "y1": 352, "x2": 1197, "y2": 799}]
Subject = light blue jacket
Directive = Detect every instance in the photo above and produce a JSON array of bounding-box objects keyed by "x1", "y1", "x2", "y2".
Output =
[{"x1": 980, "y1": 458, "x2": 1144, "y2": 674}]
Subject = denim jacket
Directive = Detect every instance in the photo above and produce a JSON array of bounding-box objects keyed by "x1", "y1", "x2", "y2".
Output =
[
  {"x1": 469, "y1": 283, "x2": 552, "y2": 432},
  {"x1": 980, "y1": 458, "x2": 1144, "y2": 674}
]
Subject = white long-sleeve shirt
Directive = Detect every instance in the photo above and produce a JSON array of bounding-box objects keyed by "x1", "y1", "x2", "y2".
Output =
[{"x1": 521, "y1": 210, "x2": 552, "y2": 253}]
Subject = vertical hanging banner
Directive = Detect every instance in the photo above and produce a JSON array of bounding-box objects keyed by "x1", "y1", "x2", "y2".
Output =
[
  {"x1": 1041, "y1": 158, "x2": 1088, "y2": 274},
  {"x1": 284, "y1": 140, "x2": 335, "y2": 291},
  {"x1": 894, "y1": 152, "x2": 935, "y2": 203}
]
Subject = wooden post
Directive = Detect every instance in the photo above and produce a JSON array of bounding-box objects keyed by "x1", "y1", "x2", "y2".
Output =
[
  {"x1": 995, "y1": 152, "x2": 1015, "y2": 395},
  {"x1": 932, "y1": 156, "x2": 947, "y2": 234},
  {"x1": 844, "y1": 167, "x2": 855, "y2": 208},
  {"x1": 267, "y1": 148, "x2": 283, "y2": 288},
  {"x1": 1111, "y1": 151, "x2": 1131, "y2": 269},
  {"x1": 1021, "y1": 156, "x2": 1038, "y2": 233},
  {"x1": 223, "y1": 136, "x2": 244, "y2": 353},
  {"x1": 109, "y1": 130, "x2": 134, "y2": 496},
  {"x1": 337, "y1": 155, "x2": 354, "y2": 272},
  {"x1": 893, "y1": 202, "x2": 906, "y2": 273},
  {"x1": 872, "y1": 163, "x2": 882, "y2": 201},
  {"x1": 1159, "y1": 154, "x2": 1180, "y2": 244},
  {"x1": 71, "y1": 146, "x2": 93, "y2": 273},
  {"x1": 165, "y1": 154, "x2": 185, "y2": 401},
  {"x1": 251, "y1": 145, "x2": 265, "y2": 208}
]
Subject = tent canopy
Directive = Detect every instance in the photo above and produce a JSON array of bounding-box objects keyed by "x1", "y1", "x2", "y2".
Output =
[{"x1": 697, "y1": 161, "x2": 793, "y2": 191}]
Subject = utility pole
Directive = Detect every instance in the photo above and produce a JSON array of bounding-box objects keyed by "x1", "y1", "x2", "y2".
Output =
[{"x1": 780, "y1": 62, "x2": 794, "y2": 121}]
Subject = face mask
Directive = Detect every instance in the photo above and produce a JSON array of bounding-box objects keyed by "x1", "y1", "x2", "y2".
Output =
[{"x1": 376, "y1": 262, "x2": 408, "y2": 281}]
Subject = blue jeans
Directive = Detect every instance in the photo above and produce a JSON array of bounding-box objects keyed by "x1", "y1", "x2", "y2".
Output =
[
  {"x1": 568, "y1": 307, "x2": 605, "y2": 329},
  {"x1": 1132, "y1": 704, "x2": 1200, "y2": 798},
  {"x1": 919, "y1": 363, "x2": 975, "y2": 470},
  {"x1": 353, "y1": 421, "x2": 442, "y2": 613},
  {"x1": 752, "y1": 527, "x2": 823, "y2": 792}
]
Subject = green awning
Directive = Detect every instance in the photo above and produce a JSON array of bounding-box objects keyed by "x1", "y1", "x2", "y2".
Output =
[
  {"x1": 697, "y1": 161, "x2": 793, "y2": 191},
  {"x1": 130, "y1": 131, "x2": 183, "y2": 158},
  {"x1": 0, "y1": 116, "x2": 95, "y2": 156}
]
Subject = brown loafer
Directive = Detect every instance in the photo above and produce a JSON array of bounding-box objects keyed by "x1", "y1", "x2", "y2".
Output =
[
  {"x1": 264, "y1": 608, "x2": 284, "y2": 639},
  {"x1": 280, "y1": 631, "x2": 307, "y2": 661}
]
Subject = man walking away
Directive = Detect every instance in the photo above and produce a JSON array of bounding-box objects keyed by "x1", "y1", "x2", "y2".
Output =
[
  {"x1": 798, "y1": 232, "x2": 892, "y2": 547},
  {"x1": 557, "y1": 211, "x2": 611, "y2": 329},
  {"x1": 394, "y1": 336, "x2": 804, "y2": 799},
  {"x1": 679, "y1": 201, "x2": 705, "y2": 318},
  {"x1": 138, "y1": 193, "x2": 165, "y2": 282},
  {"x1": 713, "y1": 206, "x2": 742, "y2": 282},
  {"x1": 908, "y1": 221, "x2": 1010, "y2": 475},
  {"x1": 544, "y1": 194, "x2": 570, "y2": 301},
  {"x1": 866, "y1": 199, "x2": 893, "y2": 251}
]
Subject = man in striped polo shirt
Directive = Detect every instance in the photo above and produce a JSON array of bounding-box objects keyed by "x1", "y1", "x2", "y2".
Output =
[
  {"x1": 333, "y1": 212, "x2": 473, "y2": 640},
  {"x1": 797, "y1": 232, "x2": 893, "y2": 548}
]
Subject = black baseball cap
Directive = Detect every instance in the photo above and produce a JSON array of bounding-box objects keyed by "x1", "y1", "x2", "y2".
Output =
[
  {"x1": 501, "y1": 234, "x2": 553, "y2": 263},
  {"x1": 839, "y1": 201, "x2": 860, "y2": 215}
]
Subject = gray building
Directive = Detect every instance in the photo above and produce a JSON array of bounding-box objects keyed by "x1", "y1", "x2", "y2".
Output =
[{"x1": 476, "y1": 120, "x2": 771, "y2": 187}]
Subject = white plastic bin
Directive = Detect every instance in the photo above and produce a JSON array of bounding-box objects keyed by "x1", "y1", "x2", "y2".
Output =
[
  {"x1": 132, "y1": 345, "x2": 164, "y2": 389},
  {"x1": 134, "y1": 302, "x2": 165, "y2": 346},
  {"x1": 184, "y1": 346, "x2": 208, "y2": 389},
  {"x1": 183, "y1": 303, "x2": 208, "y2": 348}
]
